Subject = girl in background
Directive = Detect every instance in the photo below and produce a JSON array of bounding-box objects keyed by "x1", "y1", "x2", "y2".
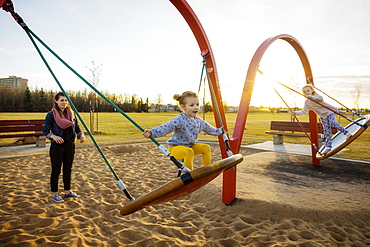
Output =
[{"x1": 292, "y1": 84, "x2": 351, "y2": 154}]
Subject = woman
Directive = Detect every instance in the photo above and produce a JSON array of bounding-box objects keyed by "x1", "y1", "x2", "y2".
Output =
[{"x1": 43, "y1": 92, "x2": 85, "y2": 203}]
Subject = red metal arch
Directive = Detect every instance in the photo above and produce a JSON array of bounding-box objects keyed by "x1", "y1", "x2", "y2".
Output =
[
  {"x1": 232, "y1": 34, "x2": 316, "y2": 151},
  {"x1": 170, "y1": 0, "x2": 229, "y2": 158},
  {"x1": 1, "y1": 0, "x2": 11, "y2": 11}
]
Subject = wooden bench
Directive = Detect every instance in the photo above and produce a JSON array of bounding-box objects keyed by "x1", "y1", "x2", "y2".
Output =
[
  {"x1": 0, "y1": 119, "x2": 46, "y2": 148},
  {"x1": 266, "y1": 121, "x2": 337, "y2": 145}
]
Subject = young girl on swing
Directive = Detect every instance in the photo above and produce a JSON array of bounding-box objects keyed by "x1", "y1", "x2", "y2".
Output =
[
  {"x1": 292, "y1": 84, "x2": 352, "y2": 154},
  {"x1": 143, "y1": 91, "x2": 224, "y2": 170}
]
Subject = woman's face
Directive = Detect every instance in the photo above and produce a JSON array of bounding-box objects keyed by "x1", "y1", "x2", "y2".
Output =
[
  {"x1": 302, "y1": 86, "x2": 314, "y2": 97},
  {"x1": 181, "y1": 96, "x2": 200, "y2": 119},
  {"x1": 55, "y1": 96, "x2": 68, "y2": 110}
]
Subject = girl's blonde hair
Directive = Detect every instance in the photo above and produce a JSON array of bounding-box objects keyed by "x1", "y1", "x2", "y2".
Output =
[
  {"x1": 173, "y1": 91, "x2": 198, "y2": 106},
  {"x1": 302, "y1": 84, "x2": 316, "y2": 94}
]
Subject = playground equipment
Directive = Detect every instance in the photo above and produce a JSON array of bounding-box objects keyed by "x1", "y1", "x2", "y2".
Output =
[{"x1": 2, "y1": 0, "x2": 367, "y2": 210}]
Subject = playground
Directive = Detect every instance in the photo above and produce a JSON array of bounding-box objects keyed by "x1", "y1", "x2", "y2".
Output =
[
  {"x1": 0, "y1": 143, "x2": 369, "y2": 246},
  {"x1": 1, "y1": 0, "x2": 370, "y2": 245}
]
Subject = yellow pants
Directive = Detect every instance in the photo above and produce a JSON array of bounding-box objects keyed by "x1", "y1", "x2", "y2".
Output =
[{"x1": 168, "y1": 143, "x2": 211, "y2": 170}]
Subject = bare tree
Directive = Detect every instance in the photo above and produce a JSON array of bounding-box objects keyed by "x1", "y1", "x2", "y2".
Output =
[
  {"x1": 86, "y1": 61, "x2": 102, "y2": 133},
  {"x1": 155, "y1": 93, "x2": 163, "y2": 112},
  {"x1": 351, "y1": 85, "x2": 363, "y2": 111}
]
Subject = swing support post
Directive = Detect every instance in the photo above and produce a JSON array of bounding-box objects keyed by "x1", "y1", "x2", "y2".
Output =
[{"x1": 309, "y1": 111, "x2": 321, "y2": 166}]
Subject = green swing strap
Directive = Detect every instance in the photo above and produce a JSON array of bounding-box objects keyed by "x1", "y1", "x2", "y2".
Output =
[
  {"x1": 201, "y1": 57, "x2": 233, "y2": 157},
  {"x1": 25, "y1": 30, "x2": 135, "y2": 201},
  {"x1": 6, "y1": 1, "x2": 189, "y2": 174},
  {"x1": 27, "y1": 27, "x2": 190, "y2": 175}
]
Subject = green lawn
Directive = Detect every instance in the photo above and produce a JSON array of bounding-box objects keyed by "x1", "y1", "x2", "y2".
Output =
[{"x1": 1, "y1": 111, "x2": 369, "y2": 161}]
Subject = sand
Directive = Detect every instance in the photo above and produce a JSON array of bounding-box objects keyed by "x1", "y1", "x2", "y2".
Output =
[{"x1": 0, "y1": 143, "x2": 369, "y2": 246}]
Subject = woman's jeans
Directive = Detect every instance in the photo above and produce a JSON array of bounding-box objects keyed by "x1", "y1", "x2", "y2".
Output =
[{"x1": 49, "y1": 142, "x2": 75, "y2": 193}]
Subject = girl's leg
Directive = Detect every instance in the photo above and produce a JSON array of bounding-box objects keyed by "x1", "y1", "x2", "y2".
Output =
[
  {"x1": 62, "y1": 142, "x2": 75, "y2": 191},
  {"x1": 168, "y1": 146, "x2": 194, "y2": 170},
  {"x1": 321, "y1": 117, "x2": 333, "y2": 149},
  {"x1": 327, "y1": 113, "x2": 349, "y2": 134},
  {"x1": 191, "y1": 143, "x2": 212, "y2": 166},
  {"x1": 49, "y1": 142, "x2": 64, "y2": 193}
]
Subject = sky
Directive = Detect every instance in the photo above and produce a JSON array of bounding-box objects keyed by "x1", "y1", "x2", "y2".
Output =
[{"x1": 1, "y1": 0, "x2": 370, "y2": 109}]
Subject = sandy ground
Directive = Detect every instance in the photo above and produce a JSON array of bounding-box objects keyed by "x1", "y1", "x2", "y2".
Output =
[{"x1": 0, "y1": 143, "x2": 369, "y2": 246}]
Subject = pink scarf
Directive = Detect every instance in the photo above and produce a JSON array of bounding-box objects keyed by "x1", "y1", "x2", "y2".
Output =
[{"x1": 52, "y1": 108, "x2": 74, "y2": 129}]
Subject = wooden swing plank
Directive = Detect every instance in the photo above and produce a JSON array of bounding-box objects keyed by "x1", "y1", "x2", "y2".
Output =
[{"x1": 120, "y1": 154, "x2": 243, "y2": 216}]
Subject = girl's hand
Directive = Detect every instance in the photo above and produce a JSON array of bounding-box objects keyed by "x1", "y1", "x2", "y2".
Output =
[
  {"x1": 290, "y1": 111, "x2": 297, "y2": 116},
  {"x1": 142, "y1": 129, "x2": 152, "y2": 138},
  {"x1": 220, "y1": 126, "x2": 227, "y2": 135}
]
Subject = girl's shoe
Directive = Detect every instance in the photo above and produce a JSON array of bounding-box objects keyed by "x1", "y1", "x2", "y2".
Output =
[
  {"x1": 345, "y1": 133, "x2": 352, "y2": 141},
  {"x1": 322, "y1": 147, "x2": 331, "y2": 154},
  {"x1": 52, "y1": 194, "x2": 64, "y2": 203}
]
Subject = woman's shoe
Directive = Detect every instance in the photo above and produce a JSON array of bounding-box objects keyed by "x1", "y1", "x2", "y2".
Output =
[
  {"x1": 52, "y1": 194, "x2": 64, "y2": 203},
  {"x1": 65, "y1": 191, "x2": 80, "y2": 198}
]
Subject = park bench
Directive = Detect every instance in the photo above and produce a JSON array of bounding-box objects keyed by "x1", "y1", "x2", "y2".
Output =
[
  {"x1": 265, "y1": 121, "x2": 337, "y2": 145},
  {"x1": 0, "y1": 119, "x2": 46, "y2": 148}
]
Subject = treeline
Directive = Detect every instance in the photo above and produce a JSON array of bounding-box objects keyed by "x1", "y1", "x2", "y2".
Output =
[{"x1": 0, "y1": 87, "x2": 150, "y2": 113}]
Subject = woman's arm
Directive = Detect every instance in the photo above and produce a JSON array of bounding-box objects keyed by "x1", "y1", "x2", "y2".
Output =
[{"x1": 43, "y1": 112, "x2": 54, "y2": 139}]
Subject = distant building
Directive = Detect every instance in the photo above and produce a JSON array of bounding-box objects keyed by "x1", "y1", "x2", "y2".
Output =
[
  {"x1": 0, "y1": 76, "x2": 28, "y2": 90},
  {"x1": 149, "y1": 104, "x2": 177, "y2": 112}
]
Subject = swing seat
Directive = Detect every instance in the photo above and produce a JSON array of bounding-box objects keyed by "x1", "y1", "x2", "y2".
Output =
[
  {"x1": 120, "y1": 154, "x2": 243, "y2": 216},
  {"x1": 316, "y1": 115, "x2": 370, "y2": 160}
]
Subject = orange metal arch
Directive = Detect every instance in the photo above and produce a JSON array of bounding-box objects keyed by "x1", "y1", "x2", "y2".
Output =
[
  {"x1": 170, "y1": 0, "x2": 240, "y2": 204},
  {"x1": 170, "y1": 0, "x2": 229, "y2": 159},
  {"x1": 232, "y1": 34, "x2": 320, "y2": 165}
]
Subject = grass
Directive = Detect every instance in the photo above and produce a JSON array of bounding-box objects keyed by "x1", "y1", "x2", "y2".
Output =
[{"x1": 1, "y1": 111, "x2": 369, "y2": 161}]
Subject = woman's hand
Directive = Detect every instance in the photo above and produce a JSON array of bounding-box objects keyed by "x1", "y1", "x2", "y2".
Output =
[
  {"x1": 79, "y1": 135, "x2": 85, "y2": 143},
  {"x1": 51, "y1": 135, "x2": 64, "y2": 144}
]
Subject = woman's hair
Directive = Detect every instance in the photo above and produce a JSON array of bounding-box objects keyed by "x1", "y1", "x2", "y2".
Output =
[
  {"x1": 53, "y1": 92, "x2": 70, "y2": 116},
  {"x1": 302, "y1": 84, "x2": 316, "y2": 94},
  {"x1": 173, "y1": 91, "x2": 198, "y2": 105}
]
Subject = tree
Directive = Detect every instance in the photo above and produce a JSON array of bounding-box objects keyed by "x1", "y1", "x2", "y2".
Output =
[
  {"x1": 86, "y1": 61, "x2": 102, "y2": 132},
  {"x1": 155, "y1": 93, "x2": 163, "y2": 112},
  {"x1": 351, "y1": 85, "x2": 363, "y2": 111},
  {"x1": 22, "y1": 87, "x2": 34, "y2": 112},
  {"x1": 203, "y1": 102, "x2": 213, "y2": 113},
  {"x1": 137, "y1": 97, "x2": 149, "y2": 112}
]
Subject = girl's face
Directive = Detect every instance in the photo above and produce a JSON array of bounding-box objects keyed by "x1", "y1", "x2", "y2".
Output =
[
  {"x1": 55, "y1": 96, "x2": 68, "y2": 110},
  {"x1": 181, "y1": 96, "x2": 200, "y2": 119},
  {"x1": 302, "y1": 86, "x2": 314, "y2": 97}
]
